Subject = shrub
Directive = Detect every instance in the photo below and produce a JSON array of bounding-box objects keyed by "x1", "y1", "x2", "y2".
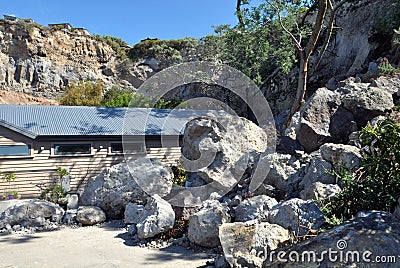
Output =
[
  {"x1": 94, "y1": 34, "x2": 130, "y2": 59},
  {"x1": 322, "y1": 115, "x2": 400, "y2": 226},
  {"x1": 101, "y1": 86, "x2": 134, "y2": 107},
  {"x1": 59, "y1": 80, "x2": 104, "y2": 106},
  {"x1": 171, "y1": 166, "x2": 188, "y2": 186}
]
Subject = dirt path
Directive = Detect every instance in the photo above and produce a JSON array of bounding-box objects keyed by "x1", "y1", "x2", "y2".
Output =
[{"x1": 0, "y1": 222, "x2": 211, "y2": 268}]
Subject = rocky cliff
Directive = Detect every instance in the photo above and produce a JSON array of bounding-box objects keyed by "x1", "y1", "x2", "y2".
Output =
[{"x1": 0, "y1": 20, "x2": 129, "y2": 98}]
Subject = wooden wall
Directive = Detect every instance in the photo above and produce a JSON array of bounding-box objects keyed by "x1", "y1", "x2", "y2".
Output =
[{"x1": 0, "y1": 126, "x2": 182, "y2": 198}]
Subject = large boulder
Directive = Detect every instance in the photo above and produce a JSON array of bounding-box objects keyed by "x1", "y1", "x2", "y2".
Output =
[
  {"x1": 268, "y1": 198, "x2": 325, "y2": 237},
  {"x1": 181, "y1": 114, "x2": 268, "y2": 196},
  {"x1": 76, "y1": 206, "x2": 106, "y2": 226},
  {"x1": 188, "y1": 200, "x2": 231, "y2": 248},
  {"x1": 135, "y1": 197, "x2": 175, "y2": 240},
  {"x1": 219, "y1": 221, "x2": 290, "y2": 267},
  {"x1": 80, "y1": 159, "x2": 173, "y2": 219},
  {"x1": 264, "y1": 211, "x2": 400, "y2": 267},
  {"x1": 0, "y1": 199, "x2": 64, "y2": 229},
  {"x1": 320, "y1": 143, "x2": 362, "y2": 171},
  {"x1": 235, "y1": 195, "x2": 278, "y2": 222},
  {"x1": 297, "y1": 88, "x2": 356, "y2": 152}
]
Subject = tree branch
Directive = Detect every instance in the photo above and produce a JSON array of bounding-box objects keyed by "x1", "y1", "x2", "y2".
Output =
[
  {"x1": 236, "y1": 0, "x2": 245, "y2": 30},
  {"x1": 304, "y1": 0, "x2": 328, "y2": 60}
]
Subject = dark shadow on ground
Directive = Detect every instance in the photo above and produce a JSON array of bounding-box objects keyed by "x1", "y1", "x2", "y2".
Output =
[{"x1": 0, "y1": 234, "x2": 41, "y2": 244}]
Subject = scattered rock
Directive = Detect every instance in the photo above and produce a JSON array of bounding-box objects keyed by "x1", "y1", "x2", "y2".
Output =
[
  {"x1": 76, "y1": 206, "x2": 106, "y2": 226},
  {"x1": 268, "y1": 198, "x2": 325, "y2": 236},
  {"x1": 0, "y1": 199, "x2": 64, "y2": 229},
  {"x1": 136, "y1": 197, "x2": 175, "y2": 240},
  {"x1": 234, "y1": 195, "x2": 278, "y2": 222},
  {"x1": 299, "y1": 153, "x2": 336, "y2": 190},
  {"x1": 300, "y1": 182, "x2": 342, "y2": 200},
  {"x1": 66, "y1": 194, "x2": 79, "y2": 210},
  {"x1": 338, "y1": 81, "x2": 394, "y2": 126},
  {"x1": 188, "y1": 200, "x2": 231, "y2": 248},
  {"x1": 263, "y1": 153, "x2": 303, "y2": 199},
  {"x1": 320, "y1": 143, "x2": 362, "y2": 171}
]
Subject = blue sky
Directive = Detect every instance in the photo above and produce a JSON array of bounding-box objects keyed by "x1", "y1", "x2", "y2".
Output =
[{"x1": 0, "y1": 0, "x2": 240, "y2": 45}]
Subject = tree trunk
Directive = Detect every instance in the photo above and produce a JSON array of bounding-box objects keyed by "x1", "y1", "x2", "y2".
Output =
[{"x1": 287, "y1": 56, "x2": 308, "y2": 126}]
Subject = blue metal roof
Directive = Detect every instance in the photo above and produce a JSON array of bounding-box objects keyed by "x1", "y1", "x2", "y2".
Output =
[{"x1": 0, "y1": 105, "x2": 219, "y2": 138}]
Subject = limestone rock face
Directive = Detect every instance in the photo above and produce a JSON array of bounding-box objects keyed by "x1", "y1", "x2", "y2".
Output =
[
  {"x1": 188, "y1": 200, "x2": 231, "y2": 248},
  {"x1": 0, "y1": 199, "x2": 64, "y2": 229},
  {"x1": 76, "y1": 206, "x2": 106, "y2": 226}
]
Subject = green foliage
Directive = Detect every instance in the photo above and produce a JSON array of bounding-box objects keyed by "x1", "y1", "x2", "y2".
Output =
[
  {"x1": 1, "y1": 171, "x2": 16, "y2": 183},
  {"x1": 101, "y1": 86, "x2": 134, "y2": 107},
  {"x1": 40, "y1": 184, "x2": 66, "y2": 204},
  {"x1": 56, "y1": 166, "x2": 69, "y2": 177},
  {"x1": 59, "y1": 80, "x2": 104, "y2": 106},
  {"x1": 94, "y1": 34, "x2": 130, "y2": 59},
  {"x1": 378, "y1": 61, "x2": 400, "y2": 75},
  {"x1": 377, "y1": 2, "x2": 400, "y2": 34},
  {"x1": 322, "y1": 116, "x2": 400, "y2": 226},
  {"x1": 171, "y1": 166, "x2": 188, "y2": 186}
]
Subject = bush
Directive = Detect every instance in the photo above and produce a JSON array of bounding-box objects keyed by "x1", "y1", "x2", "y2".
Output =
[
  {"x1": 59, "y1": 80, "x2": 104, "y2": 106},
  {"x1": 322, "y1": 115, "x2": 400, "y2": 226},
  {"x1": 171, "y1": 166, "x2": 188, "y2": 186},
  {"x1": 101, "y1": 86, "x2": 134, "y2": 107},
  {"x1": 94, "y1": 34, "x2": 130, "y2": 59}
]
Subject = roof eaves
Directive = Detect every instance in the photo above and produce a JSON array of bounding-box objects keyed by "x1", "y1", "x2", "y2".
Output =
[{"x1": 0, "y1": 119, "x2": 38, "y2": 139}]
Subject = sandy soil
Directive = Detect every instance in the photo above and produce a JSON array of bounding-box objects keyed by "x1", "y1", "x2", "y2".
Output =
[{"x1": 0, "y1": 222, "x2": 211, "y2": 268}]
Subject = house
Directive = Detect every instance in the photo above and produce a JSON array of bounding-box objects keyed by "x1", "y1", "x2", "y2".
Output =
[
  {"x1": 0, "y1": 105, "x2": 216, "y2": 198},
  {"x1": 74, "y1": 27, "x2": 90, "y2": 36},
  {"x1": 48, "y1": 23, "x2": 73, "y2": 31},
  {"x1": 3, "y1": 15, "x2": 34, "y2": 23},
  {"x1": 3, "y1": 15, "x2": 18, "y2": 21}
]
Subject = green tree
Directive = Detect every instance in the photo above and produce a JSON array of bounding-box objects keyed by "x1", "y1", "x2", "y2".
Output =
[
  {"x1": 59, "y1": 80, "x2": 104, "y2": 106},
  {"x1": 236, "y1": 0, "x2": 348, "y2": 122},
  {"x1": 101, "y1": 86, "x2": 134, "y2": 107}
]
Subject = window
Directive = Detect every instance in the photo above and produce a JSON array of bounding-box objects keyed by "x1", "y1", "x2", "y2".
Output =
[
  {"x1": 110, "y1": 143, "x2": 123, "y2": 154},
  {"x1": 0, "y1": 145, "x2": 30, "y2": 156},
  {"x1": 121, "y1": 142, "x2": 145, "y2": 154},
  {"x1": 54, "y1": 144, "x2": 91, "y2": 155}
]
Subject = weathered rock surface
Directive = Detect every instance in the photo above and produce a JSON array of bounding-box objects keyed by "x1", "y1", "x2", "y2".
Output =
[
  {"x1": 76, "y1": 206, "x2": 106, "y2": 226},
  {"x1": 235, "y1": 195, "x2": 278, "y2": 222},
  {"x1": 264, "y1": 211, "x2": 400, "y2": 267},
  {"x1": 182, "y1": 113, "x2": 268, "y2": 197},
  {"x1": 219, "y1": 221, "x2": 290, "y2": 267},
  {"x1": 263, "y1": 153, "x2": 303, "y2": 199},
  {"x1": 338, "y1": 81, "x2": 394, "y2": 125},
  {"x1": 296, "y1": 88, "x2": 356, "y2": 152},
  {"x1": 320, "y1": 143, "x2": 362, "y2": 171},
  {"x1": 300, "y1": 182, "x2": 342, "y2": 200},
  {"x1": 0, "y1": 199, "x2": 64, "y2": 229},
  {"x1": 299, "y1": 153, "x2": 336, "y2": 191},
  {"x1": 268, "y1": 198, "x2": 325, "y2": 236},
  {"x1": 188, "y1": 200, "x2": 231, "y2": 248},
  {"x1": 135, "y1": 197, "x2": 175, "y2": 239},
  {"x1": 80, "y1": 163, "x2": 147, "y2": 219}
]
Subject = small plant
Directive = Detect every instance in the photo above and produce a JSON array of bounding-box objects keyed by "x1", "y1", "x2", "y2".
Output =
[
  {"x1": 171, "y1": 166, "x2": 188, "y2": 186},
  {"x1": 378, "y1": 60, "x2": 400, "y2": 75},
  {"x1": 1, "y1": 171, "x2": 18, "y2": 200},
  {"x1": 40, "y1": 184, "x2": 66, "y2": 204},
  {"x1": 56, "y1": 166, "x2": 69, "y2": 177}
]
